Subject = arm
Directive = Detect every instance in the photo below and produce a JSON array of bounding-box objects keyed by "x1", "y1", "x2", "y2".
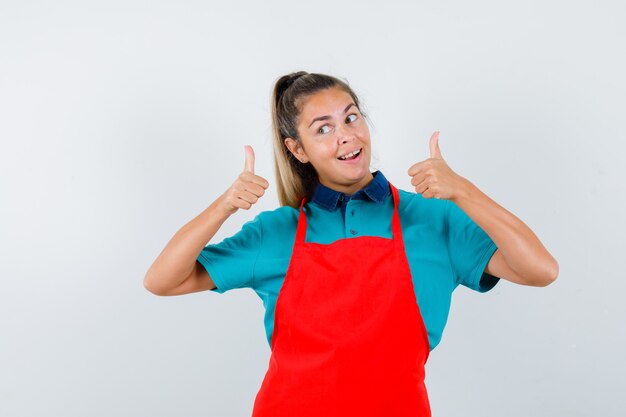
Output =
[
  {"x1": 143, "y1": 197, "x2": 230, "y2": 296},
  {"x1": 143, "y1": 145, "x2": 269, "y2": 296},
  {"x1": 452, "y1": 177, "x2": 559, "y2": 287},
  {"x1": 408, "y1": 132, "x2": 558, "y2": 288}
]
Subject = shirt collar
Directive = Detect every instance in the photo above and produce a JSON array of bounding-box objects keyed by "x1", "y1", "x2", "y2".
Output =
[{"x1": 311, "y1": 170, "x2": 390, "y2": 211}]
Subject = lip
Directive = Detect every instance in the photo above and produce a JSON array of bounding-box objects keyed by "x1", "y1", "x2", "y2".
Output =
[
  {"x1": 337, "y1": 147, "x2": 362, "y2": 159},
  {"x1": 337, "y1": 147, "x2": 363, "y2": 164}
]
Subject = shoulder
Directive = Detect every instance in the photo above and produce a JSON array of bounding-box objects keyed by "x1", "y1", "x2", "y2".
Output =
[
  {"x1": 253, "y1": 205, "x2": 299, "y2": 236},
  {"x1": 256, "y1": 205, "x2": 298, "y2": 223},
  {"x1": 397, "y1": 188, "x2": 449, "y2": 219},
  {"x1": 395, "y1": 188, "x2": 450, "y2": 236}
]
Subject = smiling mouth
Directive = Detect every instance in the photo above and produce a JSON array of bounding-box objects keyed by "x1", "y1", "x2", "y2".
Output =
[{"x1": 338, "y1": 148, "x2": 362, "y2": 160}]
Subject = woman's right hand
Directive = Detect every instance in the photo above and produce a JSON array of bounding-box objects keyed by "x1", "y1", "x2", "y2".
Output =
[
  {"x1": 144, "y1": 145, "x2": 269, "y2": 296},
  {"x1": 219, "y1": 145, "x2": 270, "y2": 215}
]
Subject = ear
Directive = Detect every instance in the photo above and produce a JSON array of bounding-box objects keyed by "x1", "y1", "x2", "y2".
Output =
[{"x1": 284, "y1": 137, "x2": 309, "y2": 163}]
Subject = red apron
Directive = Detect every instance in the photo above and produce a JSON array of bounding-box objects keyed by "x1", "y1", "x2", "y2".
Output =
[{"x1": 251, "y1": 182, "x2": 431, "y2": 417}]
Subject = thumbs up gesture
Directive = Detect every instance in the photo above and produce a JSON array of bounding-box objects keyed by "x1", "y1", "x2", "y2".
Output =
[
  {"x1": 220, "y1": 145, "x2": 270, "y2": 215},
  {"x1": 406, "y1": 131, "x2": 469, "y2": 201}
]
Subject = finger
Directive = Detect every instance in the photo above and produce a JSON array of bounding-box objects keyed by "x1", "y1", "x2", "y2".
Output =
[
  {"x1": 429, "y1": 131, "x2": 443, "y2": 159},
  {"x1": 239, "y1": 172, "x2": 270, "y2": 189},
  {"x1": 235, "y1": 189, "x2": 260, "y2": 205},
  {"x1": 415, "y1": 177, "x2": 429, "y2": 194},
  {"x1": 251, "y1": 175, "x2": 270, "y2": 189},
  {"x1": 410, "y1": 172, "x2": 426, "y2": 187},
  {"x1": 423, "y1": 186, "x2": 437, "y2": 199},
  {"x1": 232, "y1": 198, "x2": 252, "y2": 210},
  {"x1": 407, "y1": 161, "x2": 426, "y2": 177},
  {"x1": 244, "y1": 145, "x2": 255, "y2": 173},
  {"x1": 237, "y1": 180, "x2": 266, "y2": 197}
]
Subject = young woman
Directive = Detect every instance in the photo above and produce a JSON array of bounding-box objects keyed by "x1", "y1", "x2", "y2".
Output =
[{"x1": 144, "y1": 71, "x2": 559, "y2": 417}]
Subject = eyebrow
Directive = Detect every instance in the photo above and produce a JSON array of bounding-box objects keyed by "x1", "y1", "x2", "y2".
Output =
[{"x1": 308, "y1": 103, "x2": 356, "y2": 128}]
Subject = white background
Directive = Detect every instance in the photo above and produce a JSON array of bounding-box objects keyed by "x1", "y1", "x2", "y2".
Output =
[{"x1": 1, "y1": 1, "x2": 624, "y2": 416}]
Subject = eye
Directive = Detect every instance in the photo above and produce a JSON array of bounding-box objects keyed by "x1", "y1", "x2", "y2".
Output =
[
  {"x1": 318, "y1": 125, "x2": 331, "y2": 134},
  {"x1": 317, "y1": 114, "x2": 359, "y2": 135}
]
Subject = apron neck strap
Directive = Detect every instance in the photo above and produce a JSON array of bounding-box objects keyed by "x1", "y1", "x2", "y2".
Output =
[
  {"x1": 295, "y1": 181, "x2": 402, "y2": 244},
  {"x1": 389, "y1": 182, "x2": 402, "y2": 239},
  {"x1": 295, "y1": 196, "x2": 308, "y2": 243}
]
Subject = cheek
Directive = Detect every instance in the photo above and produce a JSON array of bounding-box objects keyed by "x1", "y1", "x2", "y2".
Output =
[{"x1": 313, "y1": 143, "x2": 337, "y2": 159}]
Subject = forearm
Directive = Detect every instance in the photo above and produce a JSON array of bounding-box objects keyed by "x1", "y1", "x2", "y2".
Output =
[
  {"x1": 143, "y1": 195, "x2": 231, "y2": 294},
  {"x1": 451, "y1": 177, "x2": 559, "y2": 282}
]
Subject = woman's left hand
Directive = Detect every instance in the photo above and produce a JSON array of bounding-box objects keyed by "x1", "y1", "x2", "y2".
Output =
[{"x1": 407, "y1": 131, "x2": 470, "y2": 201}]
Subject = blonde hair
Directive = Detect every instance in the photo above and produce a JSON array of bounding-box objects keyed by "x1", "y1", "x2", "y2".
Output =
[{"x1": 271, "y1": 71, "x2": 370, "y2": 208}]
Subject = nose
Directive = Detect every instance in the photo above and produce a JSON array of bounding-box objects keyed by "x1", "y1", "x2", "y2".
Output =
[{"x1": 336, "y1": 124, "x2": 355, "y2": 144}]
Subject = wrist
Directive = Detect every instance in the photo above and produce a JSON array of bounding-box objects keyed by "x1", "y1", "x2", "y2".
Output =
[
  {"x1": 451, "y1": 176, "x2": 477, "y2": 204},
  {"x1": 210, "y1": 194, "x2": 234, "y2": 220}
]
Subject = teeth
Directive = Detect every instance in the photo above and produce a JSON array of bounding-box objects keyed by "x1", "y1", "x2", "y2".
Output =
[{"x1": 339, "y1": 148, "x2": 361, "y2": 160}]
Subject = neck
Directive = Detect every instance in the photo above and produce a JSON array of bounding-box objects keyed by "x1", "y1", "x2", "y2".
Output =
[{"x1": 321, "y1": 172, "x2": 375, "y2": 196}]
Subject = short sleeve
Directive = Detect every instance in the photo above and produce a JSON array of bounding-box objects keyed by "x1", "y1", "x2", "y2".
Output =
[
  {"x1": 196, "y1": 215, "x2": 263, "y2": 294},
  {"x1": 445, "y1": 200, "x2": 500, "y2": 292}
]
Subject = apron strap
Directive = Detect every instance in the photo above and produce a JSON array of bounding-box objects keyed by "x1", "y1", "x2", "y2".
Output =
[
  {"x1": 389, "y1": 182, "x2": 403, "y2": 242},
  {"x1": 295, "y1": 196, "x2": 309, "y2": 243},
  {"x1": 295, "y1": 181, "x2": 403, "y2": 244}
]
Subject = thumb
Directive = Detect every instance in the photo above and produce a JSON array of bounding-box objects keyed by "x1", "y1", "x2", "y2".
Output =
[
  {"x1": 429, "y1": 131, "x2": 443, "y2": 159},
  {"x1": 244, "y1": 145, "x2": 255, "y2": 173}
]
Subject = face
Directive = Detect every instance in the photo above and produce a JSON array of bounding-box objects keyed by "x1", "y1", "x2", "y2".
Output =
[{"x1": 284, "y1": 87, "x2": 373, "y2": 195}]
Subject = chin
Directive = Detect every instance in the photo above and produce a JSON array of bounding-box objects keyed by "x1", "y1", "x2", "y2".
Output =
[{"x1": 346, "y1": 167, "x2": 371, "y2": 181}]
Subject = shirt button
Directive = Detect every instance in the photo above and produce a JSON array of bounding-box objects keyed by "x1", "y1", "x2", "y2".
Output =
[
  {"x1": 350, "y1": 229, "x2": 358, "y2": 235},
  {"x1": 351, "y1": 210, "x2": 355, "y2": 215}
]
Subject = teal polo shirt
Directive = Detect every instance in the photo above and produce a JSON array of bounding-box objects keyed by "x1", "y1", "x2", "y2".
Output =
[{"x1": 197, "y1": 171, "x2": 500, "y2": 351}]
